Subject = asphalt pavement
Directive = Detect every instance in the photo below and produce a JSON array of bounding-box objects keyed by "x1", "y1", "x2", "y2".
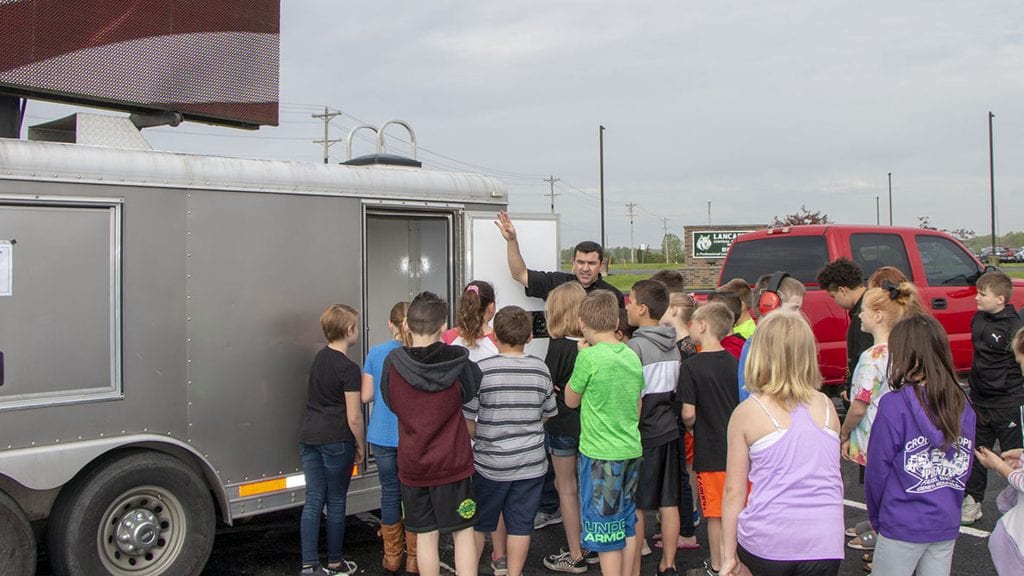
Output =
[{"x1": 33, "y1": 460, "x2": 1009, "y2": 575}]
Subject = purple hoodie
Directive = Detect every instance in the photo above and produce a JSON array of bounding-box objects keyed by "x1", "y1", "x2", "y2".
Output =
[{"x1": 865, "y1": 384, "x2": 977, "y2": 543}]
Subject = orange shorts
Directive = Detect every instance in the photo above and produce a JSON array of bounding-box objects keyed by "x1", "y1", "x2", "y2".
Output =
[
  {"x1": 684, "y1": 432, "x2": 694, "y2": 464},
  {"x1": 696, "y1": 471, "x2": 726, "y2": 518}
]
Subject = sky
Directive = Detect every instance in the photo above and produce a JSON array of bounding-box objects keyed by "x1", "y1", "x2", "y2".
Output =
[{"x1": 22, "y1": 1, "x2": 1024, "y2": 250}]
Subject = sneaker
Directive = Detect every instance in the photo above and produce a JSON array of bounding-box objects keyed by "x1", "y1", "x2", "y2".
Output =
[
  {"x1": 534, "y1": 509, "x2": 564, "y2": 529},
  {"x1": 656, "y1": 567, "x2": 679, "y2": 576},
  {"x1": 305, "y1": 560, "x2": 357, "y2": 576},
  {"x1": 961, "y1": 495, "x2": 982, "y2": 525},
  {"x1": 543, "y1": 550, "x2": 588, "y2": 574},
  {"x1": 491, "y1": 556, "x2": 508, "y2": 576},
  {"x1": 559, "y1": 547, "x2": 599, "y2": 565}
]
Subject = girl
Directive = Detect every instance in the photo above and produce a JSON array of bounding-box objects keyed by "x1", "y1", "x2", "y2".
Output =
[
  {"x1": 299, "y1": 305, "x2": 365, "y2": 576},
  {"x1": 443, "y1": 280, "x2": 499, "y2": 362},
  {"x1": 974, "y1": 327, "x2": 1024, "y2": 575},
  {"x1": 362, "y1": 302, "x2": 413, "y2": 576},
  {"x1": 865, "y1": 314, "x2": 976, "y2": 576},
  {"x1": 540, "y1": 283, "x2": 592, "y2": 573},
  {"x1": 720, "y1": 311, "x2": 844, "y2": 576}
]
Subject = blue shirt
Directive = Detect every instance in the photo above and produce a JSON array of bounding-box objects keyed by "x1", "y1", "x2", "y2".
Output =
[
  {"x1": 737, "y1": 339, "x2": 751, "y2": 401},
  {"x1": 365, "y1": 339, "x2": 403, "y2": 447}
]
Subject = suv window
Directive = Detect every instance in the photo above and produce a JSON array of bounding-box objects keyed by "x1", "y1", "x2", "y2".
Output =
[
  {"x1": 850, "y1": 233, "x2": 914, "y2": 282},
  {"x1": 915, "y1": 235, "x2": 980, "y2": 286},
  {"x1": 721, "y1": 236, "x2": 829, "y2": 285}
]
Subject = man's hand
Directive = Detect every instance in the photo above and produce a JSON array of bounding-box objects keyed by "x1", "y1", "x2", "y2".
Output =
[{"x1": 495, "y1": 211, "x2": 517, "y2": 242}]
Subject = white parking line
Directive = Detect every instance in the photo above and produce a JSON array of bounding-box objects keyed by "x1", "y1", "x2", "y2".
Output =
[{"x1": 843, "y1": 499, "x2": 991, "y2": 538}]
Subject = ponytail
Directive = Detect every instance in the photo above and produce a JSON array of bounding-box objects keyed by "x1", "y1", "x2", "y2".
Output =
[
  {"x1": 389, "y1": 302, "x2": 411, "y2": 346},
  {"x1": 456, "y1": 281, "x2": 495, "y2": 347}
]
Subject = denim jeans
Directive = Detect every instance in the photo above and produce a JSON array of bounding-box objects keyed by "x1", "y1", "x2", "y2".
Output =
[
  {"x1": 300, "y1": 441, "x2": 355, "y2": 566},
  {"x1": 372, "y1": 443, "x2": 402, "y2": 525}
]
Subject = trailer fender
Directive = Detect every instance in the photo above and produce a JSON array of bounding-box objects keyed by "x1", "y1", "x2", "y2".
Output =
[{"x1": 0, "y1": 434, "x2": 230, "y2": 523}]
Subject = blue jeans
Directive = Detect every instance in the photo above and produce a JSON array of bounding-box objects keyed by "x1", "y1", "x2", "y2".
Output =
[
  {"x1": 300, "y1": 442, "x2": 355, "y2": 566},
  {"x1": 372, "y1": 443, "x2": 402, "y2": 525}
]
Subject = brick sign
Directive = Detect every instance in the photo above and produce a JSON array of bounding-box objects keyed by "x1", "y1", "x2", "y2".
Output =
[{"x1": 691, "y1": 230, "x2": 752, "y2": 259}]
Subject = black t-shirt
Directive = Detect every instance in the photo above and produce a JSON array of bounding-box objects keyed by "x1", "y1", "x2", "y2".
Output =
[
  {"x1": 299, "y1": 347, "x2": 361, "y2": 445},
  {"x1": 544, "y1": 337, "x2": 581, "y2": 436},
  {"x1": 525, "y1": 269, "x2": 626, "y2": 308},
  {"x1": 846, "y1": 294, "x2": 874, "y2": 387},
  {"x1": 676, "y1": 350, "x2": 739, "y2": 472}
]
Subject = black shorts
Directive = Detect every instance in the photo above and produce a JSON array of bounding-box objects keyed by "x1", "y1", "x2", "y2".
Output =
[
  {"x1": 737, "y1": 544, "x2": 840, "y2": 576},
  {"x1": 635, "y1": 439, "x2": 681, "y2": 510},
  {"x1": 401, "y1": 476, "x2": 477, "y2": 534}
]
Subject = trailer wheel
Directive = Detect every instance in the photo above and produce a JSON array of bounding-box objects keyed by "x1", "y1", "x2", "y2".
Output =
[
  {"x1": 47, "y1": 451, "x2": 215, "y2": 576},
  {"x1": 0, "y1": 489, "x2": 36, "y2": 576}
]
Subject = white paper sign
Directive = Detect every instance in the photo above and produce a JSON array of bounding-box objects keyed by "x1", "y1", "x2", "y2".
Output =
[{"x1": 0, "y1": 241, "x2": 11, "y2": 296}]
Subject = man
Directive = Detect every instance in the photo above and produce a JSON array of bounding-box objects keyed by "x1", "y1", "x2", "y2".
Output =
[
  {"x1": 816, "y1": 258, "x2": 872, "y2": 402},
  {"x1": 495, "y1": 211, "x2": 625, "y2": 308}
]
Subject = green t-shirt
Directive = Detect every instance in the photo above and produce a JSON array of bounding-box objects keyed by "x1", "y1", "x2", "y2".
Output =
[
  {"x1": 568, "y1": 342, "x2": 643, "y2": 460},
  {"x1": 734, "y1": 317, "x2": 756, "y2": 340}
]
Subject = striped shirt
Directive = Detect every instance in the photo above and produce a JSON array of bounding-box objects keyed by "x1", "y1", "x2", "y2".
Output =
[{"x1": 463, "y1": 353, "x2": 557, "y2": 481}]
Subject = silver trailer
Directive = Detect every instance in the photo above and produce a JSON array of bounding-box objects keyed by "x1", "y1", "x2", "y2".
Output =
[{"x1": 0, "y1": 138, "x2": 552, "y2": 575}]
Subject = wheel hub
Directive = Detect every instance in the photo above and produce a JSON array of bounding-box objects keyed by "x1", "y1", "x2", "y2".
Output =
[{"x1": 114, "y1": 509, "x2": 160, "y2": 555}]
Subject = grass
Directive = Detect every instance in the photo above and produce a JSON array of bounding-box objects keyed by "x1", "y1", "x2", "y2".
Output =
[
  {"x1": 602, "y1": 274, "x2": 649, "y2": 292},
  {"x1": 1001, "y1": 263, "x2": 1024, "y2": 279}
]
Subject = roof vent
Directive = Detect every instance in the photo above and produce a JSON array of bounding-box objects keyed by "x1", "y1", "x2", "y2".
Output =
[{"x1": 342, "y1": 120, "x2": 421, "y2": 167}]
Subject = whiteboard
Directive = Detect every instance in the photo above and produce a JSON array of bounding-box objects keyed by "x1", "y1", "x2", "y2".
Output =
[{"x1": 466, "y1": 212, "x2": 559, "y2": 357}]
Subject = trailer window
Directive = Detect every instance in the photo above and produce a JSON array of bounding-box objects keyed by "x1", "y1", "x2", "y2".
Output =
[
  {"x1": 915, "y1": 235, "x2": 980, "y2": 286},
  {"x1": 720, "y1": 236, "x2": 829, "y2": 285},
  {"x1": 850, "y1": 233, "x2": 914, "y2": 282}
]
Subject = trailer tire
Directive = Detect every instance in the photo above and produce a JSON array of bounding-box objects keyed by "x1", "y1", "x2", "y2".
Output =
[
  {"x1": 0, "y1": 489, "x2": 36, "y2": 576},
  {"x1": 47, "y1": 451, "x2": 215, "y2": 576}
]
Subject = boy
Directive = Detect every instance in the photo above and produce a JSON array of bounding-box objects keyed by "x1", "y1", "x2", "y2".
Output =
[
  {"x1": 705, "y1": 292, "x2": 745, "y2": 360},
  {"x1": 718, "y1": 279, "x2": 756, "y2": 339},
  {"x1": 737, "y1": 273, "x2": 806, "y2": 401},
  {"x1": 566, "y1": 290, "x2": 645, "y2": 576},
  {"x1": 677, "y1": 302, "x2": 740, "y2": 576},
  {"x1": 465, "y1": 305, "x2": 557, "y2": 576},
  {"x1": 816, "y1": 258, "x2": 872, "y2": 402},
  {"x1": 625, "y1": 280, "x2": 681, "y2": 576},
  {"x1": 381, "y1": 291, "x2": 483, "y2": 576},
  {"x1": 962, "y1": 271, "x2": 1024, "y2": 525}
]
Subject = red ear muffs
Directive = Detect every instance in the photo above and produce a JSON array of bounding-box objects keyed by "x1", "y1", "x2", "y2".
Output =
[{"x1": 757, "y1": 272, "x2": 791, "y2": 317}]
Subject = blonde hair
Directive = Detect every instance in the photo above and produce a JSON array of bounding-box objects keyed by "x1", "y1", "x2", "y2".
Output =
[
  {"x1": 862, "y1": 282, "x2": 925, "y2": 328},
  {"x1": 744, "y1": 311, "x2": 820, "y2": 408},
  {"x1": 579, "y1": 290, "x2": 619, "y2": 332},
  {"x1": 546, "y1": 282, "x2": 586, "y2": 338},
  {"x1": 669, "y1": 292, "x2": 696, "y2": 324},
  {"x1": 321, "y1": 304, "x2": 359, "y2": 342},
  {"x1": 389, "y1": 302, "x2": 411, "y2": 346},
  {"x1": 691, "y1": 301, "x2": 733, "y2": 340}
]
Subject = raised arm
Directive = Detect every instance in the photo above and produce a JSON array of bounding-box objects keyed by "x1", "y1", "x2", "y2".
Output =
[{"x1": 495, "y1": 211, "x2": 529, "y2": 286}]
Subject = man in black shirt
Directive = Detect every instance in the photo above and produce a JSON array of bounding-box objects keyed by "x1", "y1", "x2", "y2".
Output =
[
  {"x1": 816, "y1": 258, "x2": 872, "y2": 403},
  {"x1": 495, "y1": 211, "x2": 625, "y2": 308}
]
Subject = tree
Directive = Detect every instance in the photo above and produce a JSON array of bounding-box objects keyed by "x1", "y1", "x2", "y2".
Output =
[
  {"x1": 917, "y1": 215, "x2": 975, "y2": 243},
  {"x1": 662, "y1": 233, "x2": 683, "y2": 263},
  {"x1": 770, "y1": 206, "x2": 831, "y2": 227}
]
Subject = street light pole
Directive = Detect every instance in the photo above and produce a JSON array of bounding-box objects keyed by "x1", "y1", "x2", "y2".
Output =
[
  {"x1": 876, "y1": 196, "x2": 880, "y2": 225},
  {"x1": 888, "y1": 172, "x2": 893, "y2": 226},
  {"x1": 599, "y1": 125, "x2": 606, "y2": 250},
  {"x1": 989, "y1": 111, "x2": 996, "y2": 261}
]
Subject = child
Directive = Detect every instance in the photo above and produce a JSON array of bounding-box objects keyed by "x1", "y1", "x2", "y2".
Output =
[
  {"x1": 720, "y1": 311, "x2": 844, "y2": 576},
  {"x1": 816, "y1": 258, "x2": 872, "y2": 401},
  {"x1": 565, "y1": 290, "x2": 644, "y2": 576},
  {"x1": 737, "y1": 273, "x2": 806, "y2": 401},
  {"x1": 380, "y1": 291, "x2": 483, "y2": 576},
  {"x1": 443, "y1": 281, "x2": 500, "y2": 362},
  {"x1": 718, "y1": 278, "x2": 756, "y2": 339},
  {"x1": 705, "y1": 292, "x2": 745, "y2": 360},
  {"x1": 678, "y1": 302, "x2": 740, "y2": 576},
  {"x1": 362, "y1": 302, "x2": 413, "y2": 575},
  {"x1": 465, "y1": 305, "x2": 558, "y2": 576},
  {"x1": 976, "y1": 327, "x2": 1024, "y2": 575},
  {"x1": 299, "y1": 304, "x2": 366, "y2": 576},
  {"x1": 616, "y1": 309, "x2": 636, "y2": 343},
  {"x1": 625, "y1": 280, "x2": 682, "y2": 576},
  {"x1": 963, "y1": 270, "x2": 1024, "y2": 525},
  {"x1": 865, "y1": 314, "x2": 976, "y2": 576},
  {"x1": 540, "y1": 283, "x2": 595, "y2": 574}
]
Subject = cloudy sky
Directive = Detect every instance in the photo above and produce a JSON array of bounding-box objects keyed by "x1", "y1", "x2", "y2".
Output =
[{"x1": 24, "y1": 1, "x2": 1024, "y2": 249}]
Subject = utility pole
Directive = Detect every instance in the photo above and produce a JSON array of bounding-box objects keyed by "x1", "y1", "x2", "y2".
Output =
[
  {"x1": 626, "y1": 202, "x2": 637, "y2": 264},
  {"x1": 599, "y1": 126, "x2": 606, "y2": 250},
  {"x1": 544, "y1": 175, "x2": 560, "y2": 214},
  {"x1": 312, "y1": 106, "x2": 344, "y2": 164},
  {"x1": 888, "y1": 172, "x2": 893, "y2": 226},
  {"x1": 663, "y1": 215, "x2": 671, "y2": 262},
  {"x1": 989, "y1": 111, "x2": 996, "y2": 262},
  {"x1": 875, "y1": 196, "x2": 880, "y2": 225},
  {"x1": 707, "y1": 201, "x2": 712, "y2": 225}
]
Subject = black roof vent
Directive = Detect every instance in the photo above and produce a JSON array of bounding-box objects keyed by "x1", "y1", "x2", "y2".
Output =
[{"x1": 343, "y1": 153, "x2": 422, "y2": 168}]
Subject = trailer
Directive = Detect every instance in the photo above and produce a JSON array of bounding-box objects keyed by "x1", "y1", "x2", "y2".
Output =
[{"x1": 0, "y1": 135, "x2": 557, "y2": 576}]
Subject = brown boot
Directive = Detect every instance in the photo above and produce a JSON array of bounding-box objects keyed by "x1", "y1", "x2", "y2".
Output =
[
  {"x1": 380, "y1": 522, "x2": 405, "y2": 574},
  {"x1": 405, "y1": 529, "x2": 418, "y2": 575}
]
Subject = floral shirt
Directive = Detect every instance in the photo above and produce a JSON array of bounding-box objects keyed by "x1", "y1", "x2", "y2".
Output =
[{"x1": 848, "y1": 343, "x2": 890, "y2": 466}]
